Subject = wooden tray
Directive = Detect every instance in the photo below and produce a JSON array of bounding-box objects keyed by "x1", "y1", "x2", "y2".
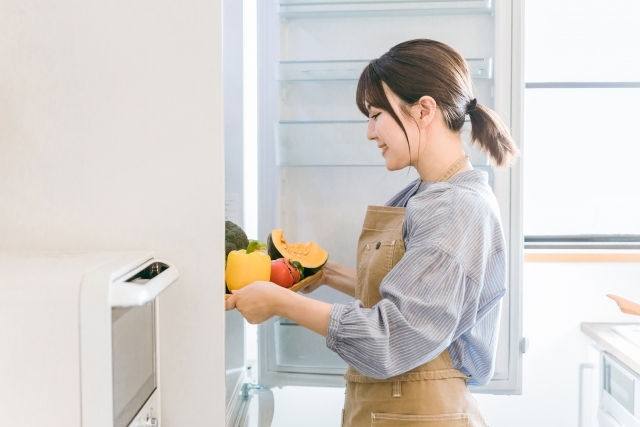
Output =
[
  {"x1": 289, "y1": 270, "x2": 323, "y2": 293},
  {"x1": 608, "y1": 293, "x2": 640, "y2": 316},
  {"x1": 225, "y1": 270, "x2": 323, "y2": 299}
]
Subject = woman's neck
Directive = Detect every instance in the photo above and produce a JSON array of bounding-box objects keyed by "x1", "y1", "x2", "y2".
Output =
[{"x1": 415, "y1": 133, "x2": 470, "y2": 182}]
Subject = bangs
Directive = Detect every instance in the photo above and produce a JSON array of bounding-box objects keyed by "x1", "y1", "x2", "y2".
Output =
[
  {"x1": 355, "y1": 59, "x2": 410, "y2": 145},
  {"x1": 356, "y1": 61, "x2": 396, "y2": 118}
]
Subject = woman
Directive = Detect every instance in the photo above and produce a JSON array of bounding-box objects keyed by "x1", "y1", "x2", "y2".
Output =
[{"x1": 226, "y1": 39, "x2": 519, "y2": 426}]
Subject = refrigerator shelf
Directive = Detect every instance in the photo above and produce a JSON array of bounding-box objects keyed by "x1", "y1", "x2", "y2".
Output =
[
  {"x1": 276, "y1": 0, "x2": 493, "y2": 18},
  {"x1": 278, "y1": 60, "x2": 369, "y2": 81},
  {"x1": 276, "y1": 120, "x2": 495, "y2": 184},
  {"x1": 274, "y1": 317, "x2": 348, "y2": 373},
  {"x1": 277, "y1": 0, "x2": 492, "y2": 18},
  {"x1": 276, "y1": 120, "x2": 382, "y2": 166},
  {"x1": 278, "y1": 58, "x2": 492, "y2": 81}
]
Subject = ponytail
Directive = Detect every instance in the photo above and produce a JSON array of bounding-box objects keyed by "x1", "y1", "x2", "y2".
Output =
[
  {"x1": 468, "y1": 102, "x2": 520, "y2": 168},
  {"x1": 356, "y1": 39, "x2": 520, "y2": 169}
]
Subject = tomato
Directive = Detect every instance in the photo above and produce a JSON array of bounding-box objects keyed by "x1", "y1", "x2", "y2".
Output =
[{"x1": 270, "y1": 259, "x2": 302, "y2": 288}]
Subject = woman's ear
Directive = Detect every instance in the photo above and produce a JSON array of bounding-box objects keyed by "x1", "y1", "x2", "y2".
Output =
[{"x1": 416, "y1": 96, "x2": 437, "y2": 126}]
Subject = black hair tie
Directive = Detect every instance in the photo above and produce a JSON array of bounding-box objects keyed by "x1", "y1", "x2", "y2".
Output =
[{"x1": 466, "y1": 98, "x2": 478, "y2": 114}]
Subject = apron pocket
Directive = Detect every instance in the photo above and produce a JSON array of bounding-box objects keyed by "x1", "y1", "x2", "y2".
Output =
[{"x1": 371, "y1": 412, "x2": 469, "y2": 427}]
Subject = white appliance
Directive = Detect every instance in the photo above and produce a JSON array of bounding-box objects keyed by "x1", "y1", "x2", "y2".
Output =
[
  {"x1": 224, "y1": 0, "x2": 525, "y2": 424},
  {"x1": 0, "y1": 251, "x2": 179, "y2": 427},
  {"x1": 600, "y1": 353, "x2": 640, "y2": 427}
]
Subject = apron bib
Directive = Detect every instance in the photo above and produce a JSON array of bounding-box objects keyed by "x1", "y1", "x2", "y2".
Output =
[{"x1": 341, "y1": 156, "x2": 489, "y2": 427}]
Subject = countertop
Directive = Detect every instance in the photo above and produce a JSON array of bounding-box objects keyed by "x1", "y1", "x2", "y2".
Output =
[{"x1": 581, "y1": 322, "x2": 640, "y2": 375}]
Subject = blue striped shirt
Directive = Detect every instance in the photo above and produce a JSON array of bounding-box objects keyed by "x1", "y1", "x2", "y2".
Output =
[{"x1": 326, "y1": 169, "x2": 506, "y2": 387}]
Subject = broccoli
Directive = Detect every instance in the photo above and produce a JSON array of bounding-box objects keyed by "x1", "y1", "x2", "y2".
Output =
[{"x1": 225, "y1": 220, "x2": 249, "y2": 258}]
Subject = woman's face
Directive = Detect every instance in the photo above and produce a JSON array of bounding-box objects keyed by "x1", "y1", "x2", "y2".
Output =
[{"x1": 366, "y1": 87, "x2": 423, "y2": 171}]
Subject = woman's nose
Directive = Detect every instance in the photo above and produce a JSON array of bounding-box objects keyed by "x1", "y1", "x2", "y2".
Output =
[{"x1": 366, "y1": 119, "x2": 377, "y2": 141}]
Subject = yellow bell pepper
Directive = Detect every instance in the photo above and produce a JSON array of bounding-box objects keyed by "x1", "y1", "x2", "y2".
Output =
[{"x1": 225, "y1": 241, "x2": 271, "y2": 291}]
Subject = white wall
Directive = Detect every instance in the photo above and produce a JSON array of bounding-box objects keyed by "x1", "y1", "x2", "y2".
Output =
[
  {"x1": 265, "y1": 260, "x2": 640, "y2": 427},
  {"x1": 476, "y1": 260, "x2": 640, "y2": 427},
  {"x1": 0, "y1": 2, "x2": 225, "y2": 426}
]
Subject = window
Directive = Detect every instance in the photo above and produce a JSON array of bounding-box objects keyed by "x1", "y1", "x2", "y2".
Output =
[{"x1": 523, "y1": 0, "x2": 640, "y2": 247}]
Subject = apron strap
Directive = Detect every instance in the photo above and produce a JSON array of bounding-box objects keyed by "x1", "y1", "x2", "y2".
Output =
[{"x1": 437, "y1": 154, "x2": 469, "y2": 182}]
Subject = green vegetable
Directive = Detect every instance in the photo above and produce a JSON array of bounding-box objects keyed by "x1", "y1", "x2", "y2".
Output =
[
  {"x1": 246, "y1": 240, "x2": 267, "y2": 254},
  {"x1": 225, "y1": 221, "x2": 249, "y2": 258}
]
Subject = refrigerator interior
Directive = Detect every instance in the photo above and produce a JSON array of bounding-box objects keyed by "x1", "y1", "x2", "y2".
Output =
[
  {"x1": 255, "y1": 0, "x2": 523, "y2": 395},
  {"x1": 225, "y1": 0, "x2": 524, "y2": 425}
]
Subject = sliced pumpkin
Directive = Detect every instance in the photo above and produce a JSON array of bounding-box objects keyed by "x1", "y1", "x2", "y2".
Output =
[{"x1": 266, "y1": 229, "x2": 328, "y2": 275}]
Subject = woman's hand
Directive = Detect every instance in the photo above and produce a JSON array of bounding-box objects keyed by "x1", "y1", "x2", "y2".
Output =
[
  {"x1": 226, "y1": 280, "x2": 333, "y2": 336},
  {"x1": 302, "y1": 261, "x2": 356, "y2": 297},
  {"x1": 225, "y1": 281, "x2": 289, "y2": 324},
  {"x1": 298, "y1": 271, "x2": 325, "y2": 294}
]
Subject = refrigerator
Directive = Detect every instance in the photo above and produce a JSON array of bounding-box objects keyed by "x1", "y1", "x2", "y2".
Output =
[
  {"x1": 0, "y1": 2, "x2": 226, "y2": 425},
  {"x1": 224, "y1": 0, "x2": 524, "y2": 424}
]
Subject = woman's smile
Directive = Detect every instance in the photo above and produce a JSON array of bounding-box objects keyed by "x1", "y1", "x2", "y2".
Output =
[{"x1": 379, "y1": 143, "x2": 388, "y2": 156}]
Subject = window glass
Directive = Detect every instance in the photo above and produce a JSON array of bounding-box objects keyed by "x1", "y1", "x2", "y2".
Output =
[
  {"x1": 525, "y1": 0, "x2": 640, "y2": 82},
  {"x1": 523, "y1": 88, "x2": 640, "y2": 235}
]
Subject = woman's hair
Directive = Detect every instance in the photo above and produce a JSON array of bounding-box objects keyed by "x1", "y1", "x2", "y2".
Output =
[{"x1": 356, "y1": 39, "x2": 519, "y2": 168}]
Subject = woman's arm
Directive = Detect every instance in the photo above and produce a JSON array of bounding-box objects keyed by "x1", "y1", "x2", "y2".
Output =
[
  {"x1": 225, "y1": 281, "x2": 333, "y2": 336},
  {"x1": 225, "y1": 261, "x2": 356, "y2": 337},
  {"x1": 280, "y1": 289, "x2": 333, "y2": 336},
  {"x1": 300, "y1": 260, "x2": 357, "y2": 297},
  {"x1": 325, "y1": 247, "x2": 506, "y2": 380}
]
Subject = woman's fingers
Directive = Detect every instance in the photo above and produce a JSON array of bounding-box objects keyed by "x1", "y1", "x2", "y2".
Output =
[
  {"x1": 299, "y1": 277, "x2": 323, "y2": 294},
  {"x1": 300, "y1": 270, "x2": 326, "y2": 294},
  {"x1": 232, "y1": 281, "x2": 286, "y2": 323},
  {"x1": 225, "y1": 295, "x2": 237, "y2": 311},
  {"x1": 299, "y1": 273, "x2": 322, "y2": 294}
]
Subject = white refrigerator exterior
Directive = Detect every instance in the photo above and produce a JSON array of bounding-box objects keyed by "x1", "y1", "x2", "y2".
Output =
[
  {"x1": 255, "y1": 0, "x2": 524, "y2": 394},
  {"x1": 0, "y1": 2, "x2": 226, "y2": 425}
]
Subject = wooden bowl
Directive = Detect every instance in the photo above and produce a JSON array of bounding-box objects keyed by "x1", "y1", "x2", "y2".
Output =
[{"x1": 608, "y1": 293, "x2": 640, "y2": 316}]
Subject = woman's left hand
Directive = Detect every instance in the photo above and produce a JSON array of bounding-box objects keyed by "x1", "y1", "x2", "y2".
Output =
[{"x1": 225, "y1": 281, "x2": 289, "y2": 324}]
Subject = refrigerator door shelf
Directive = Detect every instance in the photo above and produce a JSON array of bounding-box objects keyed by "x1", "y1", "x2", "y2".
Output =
[
  {"x1": 278, "y1": 58, "x2": 492, "y2": 81},
  {"x1": 277, "y1": 0, "x2": 492, "y2": 18}
]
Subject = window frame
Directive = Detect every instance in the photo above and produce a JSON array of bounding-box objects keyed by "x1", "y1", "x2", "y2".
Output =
[{"x1": 524, "y1": 83, "x2": 640, "y2": 244}]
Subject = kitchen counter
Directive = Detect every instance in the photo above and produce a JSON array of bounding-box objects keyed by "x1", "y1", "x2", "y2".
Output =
[{"x1": 581, "y1": 322, "x2": 640, "y2": 376}]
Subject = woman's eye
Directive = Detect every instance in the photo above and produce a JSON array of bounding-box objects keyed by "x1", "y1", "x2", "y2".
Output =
[{"x1": 369, "y1": 113, "x2": 381, "y2": 120}]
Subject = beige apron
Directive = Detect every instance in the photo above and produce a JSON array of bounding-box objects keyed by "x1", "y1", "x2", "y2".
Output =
[{"x1": 341, "y1": 156, "x2": 489, "y2": 427}]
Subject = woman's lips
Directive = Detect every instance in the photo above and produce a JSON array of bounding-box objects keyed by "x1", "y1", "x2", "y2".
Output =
[{"x1": 379, "y1": 144, "x2": 388, "y2": 156}]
